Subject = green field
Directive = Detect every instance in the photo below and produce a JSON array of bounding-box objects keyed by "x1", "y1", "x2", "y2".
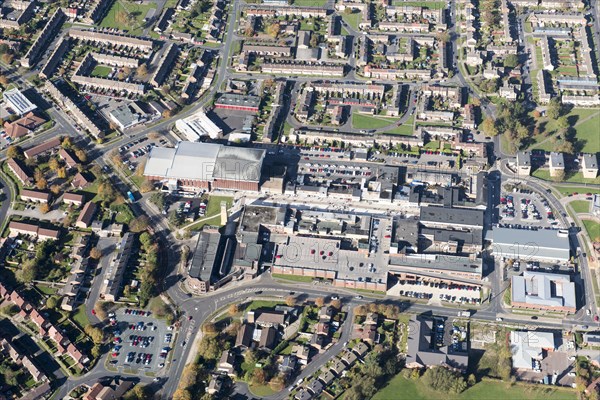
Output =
[
  {"x1": 185, "y1": 195, "x2": 233, "y2": 231},
  {"x1": 392, "y1": 1, "x2": 446, "y2": 8},
  {"x1": 374, "y1": 376, "x2": 577, "y2": 400},
  {"x1": 341, "y1": 11, "x2": 362, "y2": 30},
  {"x1": 529, "y1": 109, "x2": 600, "y2": 153},
  {"x1": 352, "y1": 114, "x2": 398, "y2": 129},
  {"x1": 292, "y1": 0, "x2": 327, "y2": 5},
  {"x1": 556, "y1": 186, "x2": 600, "y2": 196},
  {"x1": 72, "y1": 305, "x2": 90, "y2": 329},
  {"x1": 381, "y1": 115, "x2": 414, "y2": 135},
  {"x1": 272, "y1": 273, "x2": 314, "y2": 283},
  {"x1": 100, "y1": 0, "x2": 157, "y2": 35},
  {"x1": 573, "y1": 111, "x2": 600, "y2": 153},
  {"x1": 91, "y1": 65, "x2": 112, "y2": 78},
  {"x1": 249, "y1": 384, "x2": 278, "y2": 397},
  {"x1": 533, "y1": 169, "x2": 600, "y2": 185},
  {"x1": 583, "y1": 219, "x2": 600, "y2": 241},
  {"x1": 570, "y1": 200, "x2": 590, "y2": 214}
]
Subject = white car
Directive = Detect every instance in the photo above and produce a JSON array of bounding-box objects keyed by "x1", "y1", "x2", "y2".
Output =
[{"x1": 586, "y1": 309, "x2": 592, "y2": 316}]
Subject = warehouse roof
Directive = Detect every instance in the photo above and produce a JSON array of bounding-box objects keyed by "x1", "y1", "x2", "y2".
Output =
[
  {"x1": 488, "y1": 227, "x2": 570, "y2": 261},
  {"x1": 420, "y1": 206, "x2": 484, "y2": 227},
  {"x1": 512, "y1": 271, "x2": 576, "y2": 310}
]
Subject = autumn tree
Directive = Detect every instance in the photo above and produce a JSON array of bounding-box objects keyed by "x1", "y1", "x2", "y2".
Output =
[
  {"x1": 36, "y1": 177, "x2": 48, "y2": 190},
  {"x1": 62, "y1": 137, "x2": 73, "y2": 148},
  {"x1": 315, "y1": 297, "x2": 325, "y2": 307},
  {"x1": 481, "y1": 117, "x2": 499, "y2": 136},
  {"x1": 57, "y1": 167, "x2": 67, "y2": 179},
  {"x1": 6, "y1": 145, "x2": 20, "y2": 159},
  {"x1": 75, "y1": 149, "x2": 87, "y2": 162},
  {"x1": 228, "y1": 303, "x2": 239, "y2": 315},
  {"x1": 39, "y1": 203, "x2": 50, "y2": 213},
  {"x1": 331, "y1": 299, "x2": 342, "y2": 309},
  {"x1": 285, "y1": 295, "x2": 296, "y2": 307},
  {"x1": 0, "y1": 75, "x2": 8, "y2": 85},
  {"x1": 266, "y1": 22, "x2": 280, "y2": 38},
  {"x1": 136, "y1": 64, "x2": 148, "y2": 78},
  {"x1": 50, "y1": 184, "x2": 61, "y2": 195},
  {"x1": 85, "y1": 324, "x2": 104, "y2": 344},
  {"x1": 203, "y1": 322, "x2": 217, "y2": 335},
  {"x1": 129, "y1": 215, "x2": 150, "y2": 232},
  {"x1": 90, "y1": 247, "x2": 102, "y2": 259},
  {"x1": 48, "y1": 158, "x2": 60, "y2": 171},
  {"x1": 46, "y1": 296, "x2": 58, "y2": 309}
]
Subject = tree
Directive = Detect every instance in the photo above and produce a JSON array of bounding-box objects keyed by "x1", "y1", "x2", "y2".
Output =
[
  {"x1": 0, "y1": 75, "x2": 8, "y2": 86},
  {"x1": 6, "y1": 145, "x2": 20, "y2": 159},
  {"x1": 50, "y1": 184, "x2": 61, "y2": 195},
  {"x1": 422, "y1": 366, "x2": 467, "y2": 394},
  {"x1": 203, "y1": 322, "x2": 217, "y2": 335},
  {"x1": 546, "y1": 97, "x2": 563, "y2": 119},
  {"x1": 136, "y1": 64, "x2": 148, "y2": 78},
  {"x1": 285, "y1": 295, "x2": 296, "y2": 307},
  {"x1": 251, "y1": 368, "x2": 266, "y2": 385},
  {"x1": 129, "y1": 215, "x2": 150, "y2": 232},
  {"x1": 481, "y1": 117, "x2": 499, "y2": 137},
  {"x1": 85, "y1": 324, "x2": 104, "y2": 344},
  {"x1": 40, "y1": 203, "x2": 50, "y2": 213},
  {"x1": 173, "y1": 389, "x2": 193, "y2": 400},
  {"x1": 557, "y1": 115, "x2": 570, "y2": 130},
  {"x1": 266, "y1": 22, "x2": 280, "y2": 38},
  {"x1": 90, "y1": 247, "x2": 102, "y2": 259},
  {"x1": 353, "y1": 304, "x2": 367, "y2": 315},
  {"x1": 124, "y1": 384, "x2": 152, "y2": 400},
  {"x1": 48, "y1": 158, "x2": 60, "y2": 171},
  {"x1": 331, "y1": 299, "x2": 342, "y2": 309},
  {"x1": 228, "y1": 303, "x2": 239, "y2": 315},
  {"x1": 315, "y1": 297, "x2": 325, "y2": 307},
  {"x1": 140, "y1": 178, "x2": 154, "y2": 193},
  {"x1": 46, "y1": 296, "x2": 58, "y2": 309},
  {"x1": 75, "y1": 149, "x2": 87, "y2": 162},
  {"x1": 17, "y1": 259, "x2": 37, "y2": 283},
  {"x1": 62, "y1": 137, "x2": 73, "y2": 148},
  {"x1": 57, "y1": 167, "x2": 67, "y2": 179},
  {"x1": 344, "y1": 7, "x2": 354, "y2": 14},
  {"x1": 504, "y1": 54, "x2": 519, "y2": 68},
  {"x1": 36, "y1": 177, "x2": 48, "y2": 190}
]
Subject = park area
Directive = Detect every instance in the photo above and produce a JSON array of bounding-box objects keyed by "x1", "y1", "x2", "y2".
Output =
[
  {"x1": 352, "y1": 114, "x2": 400, "y2": 129},
  {"x1": 528, "y1": 108, "x2": 600, "y2": 154},
  {"x1": 100, "y1": 0, "x2": 158, "y2": 36},
  {"x1": 374, "y1": 375, "x2": 576, "y2": 400}
]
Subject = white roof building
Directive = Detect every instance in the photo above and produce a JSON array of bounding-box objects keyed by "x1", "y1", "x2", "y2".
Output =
[
  {"x1": 511, "y1": 271, "x2": 576, "y2": 313},
  {"x1": 175, "y1": 109, "x2": 223, "y2": 141},
  {"x1": 3, "y1": 88, "x2": 37, "y2": 116},
  {"x1": 510, "y1": 331, "x2": 555, "y2": 370}
]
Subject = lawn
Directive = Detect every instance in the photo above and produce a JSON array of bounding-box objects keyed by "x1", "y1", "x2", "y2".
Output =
[
  {"x1": 532, "y1": 169, "x2": 600, "y2": 185},
  {"x1": 249, "y1": 384, "x2": 278, "y2": 397},
  {"x1": 341, "y1": 11, "x2": 362, "y2": 30},
  {"x1": 352, "y1": 114, "x2": 398, "y2": 129},
  {"x1": 529, "y1": 109, "x2": 600, "y2": 153},
  {"x1": 244, "y1": 300, "x2": 286, "y2": 312},
  {"x1": 381, "y1": 115, "x2": 415, "y2": 135},
  {"x1": 556, "y1": 186, "x2": 600, "y2": 196},
  {"x1": 99, "y1": 0, "x2": 157, "y2": 35},
  {"x1": 573, "y1": 111, "x2": 600, "y2": 154},
  {"x1": 374, "y1": 376, "x2": 577, "y2": 400},
  {"x1": 293, "y1": 0, "x2": 327, "y2": 5},
  {"x1": 271, "y1": 273, "x2": 314, "y2": 283},
  {"x1": 72, "y1": 305, "x2": 90, "y2": 329},
  {"x1": 91, "y1": 65, "x2": 112, "y2": 78},
  {"x1": 186, "y1": 195, "x2": 233, "y2": 231},
  {"x1": 583, "y1": 220, "x2": 600, "y2": 242},
  {"x1": 391, "y1": 0, "x2": 446, "y2": 8},
  {"x1": 570, "y1": 200, "x2": 590, "y2": 214}
]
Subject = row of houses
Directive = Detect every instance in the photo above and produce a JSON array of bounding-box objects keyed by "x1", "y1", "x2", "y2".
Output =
[{"x1": 0, "y1": 283, "x2": 89, "y2": 369}]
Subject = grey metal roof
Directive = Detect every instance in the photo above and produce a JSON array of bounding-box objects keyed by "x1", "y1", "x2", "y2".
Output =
[
  {"x1": 189, "y1": 230, "x2": 222, "y2": 282},
  {"x1": 511, "y1": 271, "x2": 576, "y2": 310},
  {"x1": 213, "y1": 146, "x2": 265, "y2": 182},
  {"x1": 488, "y1": 227, "x2": 570, "y2": 261}
]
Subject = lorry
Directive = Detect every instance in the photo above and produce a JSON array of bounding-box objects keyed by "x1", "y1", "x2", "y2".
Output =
[{"x1": 457, "y1": 311, "x2": 471, "y2": 318}]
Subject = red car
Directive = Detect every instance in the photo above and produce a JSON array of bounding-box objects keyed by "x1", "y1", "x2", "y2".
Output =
[
  {"x1": 188, "y1": 316, "x2": 193, "y2": 321},
  {"x1": 595, "y1": 315, "x2": 599, "y2": 322},
  {"x1": 91, "y1": 309, "x2": 96, "y2": 315}
]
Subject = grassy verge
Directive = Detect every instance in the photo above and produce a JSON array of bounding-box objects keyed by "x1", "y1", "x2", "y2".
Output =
[
  {"x1": 570, "y1": 200, "x2": 591, "y2": 214},
  {"x1": 583, "y1": 219, "x2": 600, "y2": 242},
  {"x1": 352, "y1": 114, "x2": 398, "y2": 129},
  {"x1": 271, "y1": 273, "x2": 314, "y2": 283}
]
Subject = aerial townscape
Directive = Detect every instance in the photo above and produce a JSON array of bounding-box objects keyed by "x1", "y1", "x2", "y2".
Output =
[{"x1": 0, "y1": 0, "x2": 598, "y2": 399}]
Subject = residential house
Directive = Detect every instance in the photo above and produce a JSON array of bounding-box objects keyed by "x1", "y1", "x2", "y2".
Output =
[
  {"x1": 20, "y1": 189, "x2": 51, "y2": 203},
  {"x1": 63, "y1": 192, "x2": 85, "y2": 207},
  {"x1": 75, "y1": 201, "x2": 97, "y2": 228},
  {"x1": 72, "y1": 172, "x2": 92, "y2": 189},
  {"x1": 218, "y1": 350, "x2": 236, "y2": 376},
  {"x1": 549, "y1": 152, "x2": 565, "y2": 178},
  {"x1": 582, "y1": 153, "x2": 599, "y2": 179}
]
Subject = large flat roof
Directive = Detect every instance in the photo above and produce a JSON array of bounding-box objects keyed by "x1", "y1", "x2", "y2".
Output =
[
  {"x1": 488, "y1": 227, "x2": 570, "y2": 261},
  {"x1": 420, "y1": 206, "x2": 484, "y2": 227},
  {"x1": 389, "y1": 253, "x2": 482, "y2": 276},
  {"x1": 144, "y1": 141, "x2": 265, "y2": 183}
]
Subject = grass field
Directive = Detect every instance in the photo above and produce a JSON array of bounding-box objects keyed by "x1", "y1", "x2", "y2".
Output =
[
  {"x1": 556, "y1": 186, "x2": 600, "y2": 196},
  {"x1": 352, "y1": 114, "x2": 398, "y2": 129},
  {"x1": 341, "y1": 11, "x2": 362, "y2": 30},
  {"x1": 249, "y1": 384, "x2": 278, "y2": 397},
  {"x1": 292, "y1": 0, "x2": 327, "y2": 5},
  {"x1": 185, "y1": 195, "x2": 232, "y2": 231},
  {"x1": 72, "y1": 305, "x2": 90, "y2": 329},
  {"x1": 374, "y1": 376, "x2": 577, "y2": 400},
  {"x1": 583, "y1": 220, "x2": 600, "y2": 242},
  {"x1": 271, "y1": 273, "x2": 314, "y2": 283},
  {"x1": 381, "y1": 115, "x2": 415, "y2": 135},
  {"x1": 529, "y1": 109, "x2": 600, "y2": 153},
  {"x1": 100, "y1": 0, "x2": 157, "y2": 35},
  {"x1": 570, "y1": 200, "x2": 590, "y2": 214},
  {"x1": 533, "y1": 169, "x2": 600, "y2": 185},
  {"x1": 392, "y1": 1, "x2": 446, "y2": 8},
  {"x1": 91, "y1": 65, "x2": 112, "y2": 78}
]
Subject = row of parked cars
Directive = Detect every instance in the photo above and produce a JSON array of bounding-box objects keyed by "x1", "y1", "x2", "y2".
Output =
[{"x1": 125, "y1": 309, "x2": 152, "y2": 317}]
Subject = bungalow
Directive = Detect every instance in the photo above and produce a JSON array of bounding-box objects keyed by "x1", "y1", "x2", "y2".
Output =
[
  {"x1": 63, "y1": 192, "x2": 84, "y2": 207},
  {"x1": 353, "y1": 341, "x2": 370, "y2": 357},
  {"x1": 218, "y1": 350, "x2": 236, "y2": 376},
  {"x1": 75, "y1": 201, "x2": 97, "y2": 228},
  {"x1": 329, "y1": 357, "x2": 347, "y2": 375},
  {"x1": 280, "y1": 355, "x2": 298, "y2": 373},
  {"x1": 319, "y1": 369, "x2": 336, "y2": 385},
  {"x1": 58, "y1": 148, "x2": 79, "y2": 169},
  {"x1": 235, "y1": 323, "x2": 254, "y2": 349},
  {"x1": 311, "y1": 332, "x2": 326, "y2": 350},
  {"x1": 340, "y1": 349, "x2": 358, "y2": 366},
  {"x1": 7, "y1": 158, "x2": 33, "y2": 186},
  {"x1": 308, "y1": 379, "x2": 324, "y2": 396},
  {"x1": 20, "y1": 189, "x2": 51, "y2": 203},
  {"x1": 23, "y1": 137, "x2": 62, "y2": 159},
  {"x1": 71, "y1": 172, "x2": 92, "y2": 189}
]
